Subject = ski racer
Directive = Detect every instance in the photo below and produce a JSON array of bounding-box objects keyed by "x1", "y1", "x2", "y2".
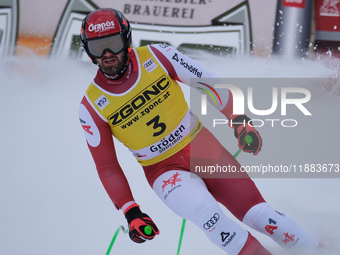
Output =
[{"x1": 78, "y1": 8, "x2": 320, "y2": 254}]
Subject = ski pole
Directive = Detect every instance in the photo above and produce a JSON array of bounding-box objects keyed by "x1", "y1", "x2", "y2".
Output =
[
  {"x1": 106, "y1": 225, "x2": 128, "y2": 255},
  {"x1": 176, "y1": 135, "x2": 253, "y2": 255},
  {"x1": 234, "y1": 134, "x2": 253, "y2": 158},
  {"x1": 233, "y1": 148, "x2": 242, "y2": 158},
  {"x1": 106, "y1": 224, "x2": 153, "y2": 254},
  {"x1": 176, "y1": 219, "x2": 187, "y2": 255}
]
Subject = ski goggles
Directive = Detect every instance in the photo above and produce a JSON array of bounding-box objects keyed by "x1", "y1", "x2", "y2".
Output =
[{"x1": 87, "y1": 34, "x2": 125, "y2": 59}]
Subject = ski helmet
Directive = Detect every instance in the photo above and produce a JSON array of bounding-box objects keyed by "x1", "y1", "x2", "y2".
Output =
[{"x1": 80, "y1": 8, "x2": 132, "y2": 63}]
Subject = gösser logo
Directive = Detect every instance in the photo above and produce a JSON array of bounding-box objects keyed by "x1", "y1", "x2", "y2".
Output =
[
  {"x1": 203, "y1": 213, "x2": 220, "y2": 230},
  {"x1": 200, "y1": 83, "x2": 312, "y2": 128}
]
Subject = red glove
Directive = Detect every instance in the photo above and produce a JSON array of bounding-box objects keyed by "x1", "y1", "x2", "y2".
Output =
[
  {"x1": 124, "y1": 205, "x2": 159, "y2": 243},
  {"x1": 230, "y1": 115, "x2": 262, "y2": 155}
]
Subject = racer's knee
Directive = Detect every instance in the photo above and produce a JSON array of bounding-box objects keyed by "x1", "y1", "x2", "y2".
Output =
[
  {"x1": 152, "y1": 170, "x2": 216, "y2": 221},
  {"x1": 243, "y1": 202, "x2": 320, "y2": 254}
]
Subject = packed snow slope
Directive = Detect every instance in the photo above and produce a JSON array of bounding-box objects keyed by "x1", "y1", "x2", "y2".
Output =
[{"x1": 0, "y1": 50, "x2": 339, "y2": 255}]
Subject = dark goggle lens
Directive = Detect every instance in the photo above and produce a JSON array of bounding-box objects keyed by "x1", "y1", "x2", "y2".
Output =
[{"x1": 87, "y1": 34, "x2": 124, "y2": 58}]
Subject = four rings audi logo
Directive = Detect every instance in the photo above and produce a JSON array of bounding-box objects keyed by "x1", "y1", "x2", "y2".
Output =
[{"x1": 203, "y1": 213, "x2": 220, "y2": 230}]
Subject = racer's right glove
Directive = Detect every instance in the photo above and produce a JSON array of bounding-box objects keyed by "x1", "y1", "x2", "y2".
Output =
[{"x1": 124, "y1": 204, "x2": 160, "y2": 243}]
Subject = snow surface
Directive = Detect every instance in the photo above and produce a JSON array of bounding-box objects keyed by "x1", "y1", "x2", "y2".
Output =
[{"x1": 0, "y1": 50, "x2": 340, "y2": 255}]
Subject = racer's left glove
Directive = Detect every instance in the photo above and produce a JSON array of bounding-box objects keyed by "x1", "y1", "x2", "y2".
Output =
[{"x1": 230, "y1": 115, "x2": 262, "y2": 155}]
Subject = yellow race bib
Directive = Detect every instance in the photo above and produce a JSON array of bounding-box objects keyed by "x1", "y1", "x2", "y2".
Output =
[{"x1": 86, "y1": 45, "x2": 202, "y2": 165}]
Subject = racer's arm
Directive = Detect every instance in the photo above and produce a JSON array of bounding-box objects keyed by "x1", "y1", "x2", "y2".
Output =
[
  {"x1": 79, "y1": 97, "x2": 160, "y2": 242},
  {"x1": 150, "y1": 44, "x2": 261, "y2": 155},
  {"x1": 149, "y1": 44, "x2": 233, "y2": 119},
  {"x1": 79, "y1": 96, "x2": 135, "y2": 211}
]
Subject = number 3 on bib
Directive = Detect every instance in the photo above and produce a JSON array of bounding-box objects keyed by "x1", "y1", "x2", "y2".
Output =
[{"x1": 147, "y1": 115, "x2": 166, "y2": 137}]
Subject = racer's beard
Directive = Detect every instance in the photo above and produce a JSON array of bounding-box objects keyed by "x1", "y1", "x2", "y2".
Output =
[{"x1": 98, "y1": 51, "x2": 128, "y2": 77}]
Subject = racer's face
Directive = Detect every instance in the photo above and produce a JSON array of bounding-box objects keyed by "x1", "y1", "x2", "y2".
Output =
[{"x1": 96, "y1": 50, "x2": 126, "y2": 76}]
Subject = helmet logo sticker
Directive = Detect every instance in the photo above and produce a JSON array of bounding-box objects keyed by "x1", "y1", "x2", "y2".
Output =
[
  {"x1": 122, "y1": 17, "x2": 128, "y2": 27},
  {"x1": 88, "y1": 20, "x2": 115, "y2": 33}
]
